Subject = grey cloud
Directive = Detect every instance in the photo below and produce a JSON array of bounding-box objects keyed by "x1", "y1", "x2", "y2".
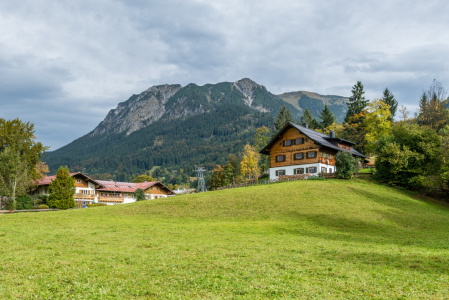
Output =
[{"x1": 1, "y1": 0, "x2": 449, "y2": 149}]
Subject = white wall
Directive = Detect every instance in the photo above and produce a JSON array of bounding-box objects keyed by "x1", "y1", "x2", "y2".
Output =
[{"x1": 269, "y1": 163, "x2": 335, "y2": 180}]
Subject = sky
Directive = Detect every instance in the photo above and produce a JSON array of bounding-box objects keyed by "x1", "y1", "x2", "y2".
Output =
[{"x1": 1, "y1": 0, "x2": 449, "y2": 150}]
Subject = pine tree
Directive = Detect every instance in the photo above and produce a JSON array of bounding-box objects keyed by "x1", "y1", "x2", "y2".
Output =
[
  {"x1": 300, "y1": 108, "x2": 319, "y2": 128},
  {"x1": 253, "y1": 126, "x2": 270, "y2": 172},
  {"x1": 320, "y1": 105, "x2": 335, "y2": 128},
  {"x1": 382, "y1": 88, "x2": 398, "y2": 121},
  {"x1": 345, "y1": 81, "x2": 369, "y2": 122},
  {"x1": 273, "y1": 105, "x2": 293, "y2": 134},
  {"x1": 47, "y1": 166, "x2": 75, "y2": 209}
]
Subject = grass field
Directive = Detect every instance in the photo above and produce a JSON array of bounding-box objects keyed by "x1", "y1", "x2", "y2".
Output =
[{"x1": 1, "y1": 179, "x2": 449, "y2": 299}]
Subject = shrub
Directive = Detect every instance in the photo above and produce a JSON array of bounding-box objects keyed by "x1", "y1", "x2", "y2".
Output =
[
  {"x1": 335, "y1": 151, "x2": 357, "y2": 179},
  {"x1": 16, "y1": 194, "x2": 34, "y2": 210},
  {"x1": 37, "y1": 204, "x2": 49, "y2": 209},
  {"x1": 134, "y1": 189, "x2": 145, "y2": 201},
  {"x1": 87, "y1": 203, "x2": 107, "y2": 207},
  {"x1": 375, "y1": 123, "x2": 442, "y2": 189}
]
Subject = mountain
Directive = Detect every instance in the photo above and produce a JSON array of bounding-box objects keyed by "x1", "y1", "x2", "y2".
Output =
[
  {"x1": 44, "y1": 78, "x2": 348, "y2": 182},
  {"x1": 277, "y1": 91, "x2": 348, "y2": 122}
]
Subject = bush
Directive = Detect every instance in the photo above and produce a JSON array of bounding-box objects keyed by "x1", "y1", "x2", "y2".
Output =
[
  {"x1": 87, "y1": 203, "x2": 107, "y2": 207},
  {"x1": 335, "y1": 151, "x2": 357, "y2": 179},
  {"x1": 37, "y1": 204, "x2": 49, "y2": 209},
  {"x1": 16, "y1": 195, "x2": 34, "y2": 210}
]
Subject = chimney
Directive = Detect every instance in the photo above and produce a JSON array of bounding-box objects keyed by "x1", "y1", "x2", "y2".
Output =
[
  {"x1": 329, "y1": 130, "x2": 335, "y2": 138},
  {"x1": 305, "y1": 123, "x2": 308, "y2": 129}
]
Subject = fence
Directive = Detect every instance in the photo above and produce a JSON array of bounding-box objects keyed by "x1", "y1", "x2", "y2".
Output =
[
  {"x1": 215, "y1": 171, "x2": 372, "y2": 191},
  {"x1": 322, "y1": 172, "x2": 373, "y2": 179}
]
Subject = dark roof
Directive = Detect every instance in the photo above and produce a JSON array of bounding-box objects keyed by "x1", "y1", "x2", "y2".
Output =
[{"x1": 260, "y1": 122, "x2": 368, "y2": 159}]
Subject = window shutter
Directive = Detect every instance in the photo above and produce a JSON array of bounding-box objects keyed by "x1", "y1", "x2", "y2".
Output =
[
  {"x1": 306, "y1": 152, "x2": 309, "y2": 159},
  {"x1": 275, "y1": 170, "x2": 278, "y2": 176},
  {"x1": 314, "y1": 151, "x2": 317, "y2": 158},
  {"x1": 282, "y1": 141, "x2": 285, "y2": 146}
]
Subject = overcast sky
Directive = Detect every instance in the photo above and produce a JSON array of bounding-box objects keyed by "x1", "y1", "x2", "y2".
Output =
[{"x1": 1, "y1": 0, "x2": 449, "y2": 150}]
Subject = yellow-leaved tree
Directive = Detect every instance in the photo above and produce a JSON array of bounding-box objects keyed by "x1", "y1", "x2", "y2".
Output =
[
  {"x1": 363, "y1": 99, "x2": 392, "y2": 154},
  {"x1": 240, "y1": 144, "x2": 260, "y2": 179}
]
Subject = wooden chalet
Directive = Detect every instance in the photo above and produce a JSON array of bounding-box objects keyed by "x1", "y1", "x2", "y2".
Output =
[
  {"x1": 95, "y1": 180, "x2": 174, "y2": 205},
  {"x1": 32, "y1": 172, "x2": 104, "y2": 207},
  {"x1": 31, "y1": 173, "x2": 174, "y2": 207},
  {"x1": 260, "y1": 122, "x2": 368, "y2": 179}
]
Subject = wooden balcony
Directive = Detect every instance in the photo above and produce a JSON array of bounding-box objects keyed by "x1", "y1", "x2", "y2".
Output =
[
  {"x1": 98, "y1": 197, "x2": 124, "y2": 203},
  {"x1": 74, "y1": 194, "x2": 95, "y2": 200}
]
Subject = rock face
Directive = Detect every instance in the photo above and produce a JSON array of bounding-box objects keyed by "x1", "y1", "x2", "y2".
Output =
[
  {"x1": 89, "y1": 78, "x2": 295, "y2": 137},
  {"x1": 90, "y1": 84, "x2": 182, "y2": 136}
]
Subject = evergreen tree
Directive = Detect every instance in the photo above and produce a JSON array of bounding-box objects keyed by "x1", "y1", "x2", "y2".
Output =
[
  {"x1": 345, "y1": 81, "x2": 369, "y2": 122},
  {"x1": 418, "y1": 86, "x2": 449, "y2": 130},
  {"x1": 320, "y1": 105, "x2": 335, "y2": 128},
  {"x1": 47, "y1": 166, "x2": 75, "y2": 209},
  {"x1": 382, "y1": 88, "x2": 398, "y2": 121},
  {"x1": 273, "y1": 105, "x2": 293, "y2": 134},
  {"x1": 300, "y1": 108, "x2": 319, "y2": 129},
  {"x1": 253, "y1": 126, "x2": 270, "y2": 172}
]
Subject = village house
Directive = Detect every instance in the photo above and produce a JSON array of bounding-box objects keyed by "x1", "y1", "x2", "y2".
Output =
[
  {"x1": 31, "y1": 172, "x2": 174, "y2": 207},
  {"x1": 260, "y1": 122, "x2": 368, "y2": 180},
  {"x1": 95, "y1": 180, "x2": 174, "y2": 205}
]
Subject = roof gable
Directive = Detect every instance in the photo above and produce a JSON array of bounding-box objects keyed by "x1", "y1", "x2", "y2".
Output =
[{"x1": 260, "y1": 122, "x2": 367, "y2": 158}]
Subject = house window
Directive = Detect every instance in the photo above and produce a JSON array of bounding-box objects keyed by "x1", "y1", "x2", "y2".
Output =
[
  {"x1": 325, "y1": 153, "x2": 329, "y2": 159},
  {"x1": 293, "y1": 153, "x2": 304, "y2": 160},
  {"x1": 284, "y1": 139, "x2": 292, "y2": 146},
  {"x1": 309, "y1": 167, "x2": 317, "y2": 173},
  {"x1": 275, "y1": 170, "x2": 286, "y2": 176},
  {"x1": 321, "y1": 152, "x2": 324, "y2": 157},
  {"x1": 321, "y1": 167, "x2": 327, "y2": 173},
  {"x1": 306, "y1": 151, "x2": 317, "y2": 158},
  {"x1": 295, "y1": 138, "x2": 304, "y2": 145},
  {"x1": 294, "y1": 168, "x2": 304, "y2": 175},
  {"x1": 275, "y1": 155, "x2": 286, "y2": 162},
  {"x1": 77, "y1": 179, "x2": 81, "y2": 183}
]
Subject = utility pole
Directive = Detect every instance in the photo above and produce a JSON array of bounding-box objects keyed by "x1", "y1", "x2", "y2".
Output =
[{"x1": 196, "y1": 167, "x2": 207, "y2": 192}]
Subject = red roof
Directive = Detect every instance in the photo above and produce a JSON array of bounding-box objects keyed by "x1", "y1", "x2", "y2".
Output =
[
  {"x1": 36, "y1": 172, "x2": 104, "y2": 187},
  {"x1": 36, "y1": 172, "x2": 78, "y2": 186},
  {"x1": 96, "y1": 181, "x2": 161, "y2": 193}
]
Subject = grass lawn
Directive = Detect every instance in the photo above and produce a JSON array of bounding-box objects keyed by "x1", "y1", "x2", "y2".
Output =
[{"x1": 1, "y1": 179, "x2": 449, "y2": 299}]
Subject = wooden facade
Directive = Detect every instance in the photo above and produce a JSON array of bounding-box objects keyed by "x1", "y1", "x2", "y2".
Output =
[{"x1": 261, "y1": 122, "x2": 368, "y2": 179}]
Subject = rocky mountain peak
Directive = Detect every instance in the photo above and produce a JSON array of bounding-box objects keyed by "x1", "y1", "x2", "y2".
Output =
[{"x1": 233, "y1": 78, "x2": 263, "y2": 98}]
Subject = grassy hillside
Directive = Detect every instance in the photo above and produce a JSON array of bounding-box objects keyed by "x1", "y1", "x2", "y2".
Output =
[{"x1": 1, "y1": 179, "x2": 449, "y2": 298}]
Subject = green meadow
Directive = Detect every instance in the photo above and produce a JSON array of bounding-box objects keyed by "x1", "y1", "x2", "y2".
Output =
[{"x1": 1, "y1": 179, "x2": 449, "y2": 299}]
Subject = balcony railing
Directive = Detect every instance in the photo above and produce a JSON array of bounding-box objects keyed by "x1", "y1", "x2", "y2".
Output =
[
  {"x1": 98, "y1": 197, "x2": 124, "y2": 203},
  {"x1": 74, "y1": 194, "x2": 95, "y2": 200}
]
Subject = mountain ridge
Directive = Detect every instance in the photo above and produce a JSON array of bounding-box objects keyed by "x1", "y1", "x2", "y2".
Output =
[{"x1": 44, "y1": 78, "x2": 349, "y2": 181}]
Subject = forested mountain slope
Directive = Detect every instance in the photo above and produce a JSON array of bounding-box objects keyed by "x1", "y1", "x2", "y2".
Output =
[{"x1": 44, "y1": 78, "x2": 348, "y2": 180}]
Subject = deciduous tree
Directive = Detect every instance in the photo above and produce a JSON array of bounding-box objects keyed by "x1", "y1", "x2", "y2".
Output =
[
  {"x1": 134, "y1": 174, "x2": 156, "y2": 183},
  {"x1": 0, "y1": 144, "x2": 33, "y2": 210},
  {"x1": 240, "y1": 144, "x2": 260, "y2": 179},
  {"x1": 134, "y1": 188, "x2": 145, "y2": 201},
  {"x1": 208, "y1": 165, "x2": 224, "y2": 190},
  {"x1": 363, "y1": 99, "x2": 392, "y2": 154},
  {"x1": 0, "y1": 118, "x2": 48, "y2": 180}
]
